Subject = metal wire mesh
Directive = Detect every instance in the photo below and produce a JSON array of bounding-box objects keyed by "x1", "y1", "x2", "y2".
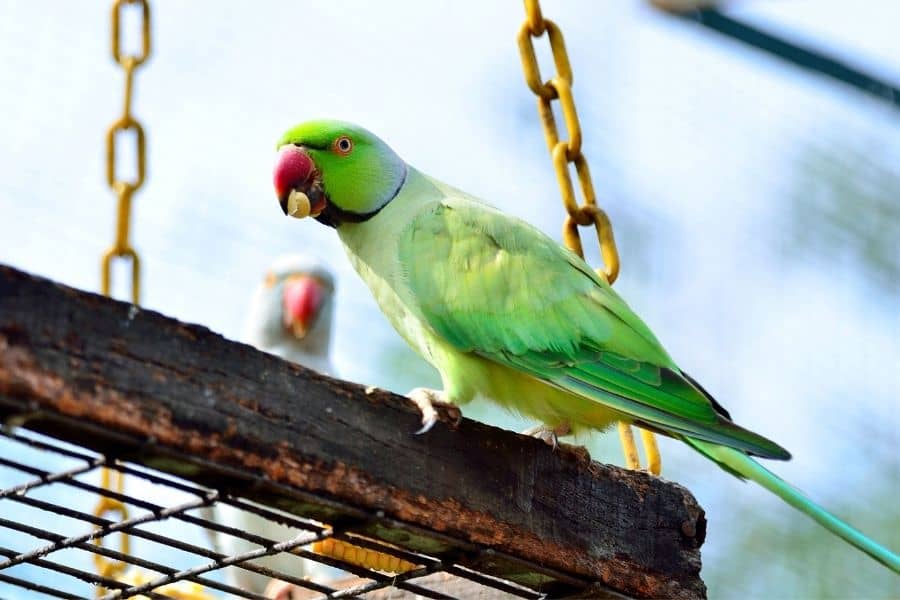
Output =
[{"x1": 0, "y1": 425, "x2": 596, "y2": 599}]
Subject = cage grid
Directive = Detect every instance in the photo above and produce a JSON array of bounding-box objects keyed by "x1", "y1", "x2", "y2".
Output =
[{"x1": 0, "y1": 423, "x2": 595, "y2": 599}]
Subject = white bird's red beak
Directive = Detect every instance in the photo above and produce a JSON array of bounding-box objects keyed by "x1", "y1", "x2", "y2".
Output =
[{"x1": 282, "y1": 275, "x2": 324, "y2": 339}]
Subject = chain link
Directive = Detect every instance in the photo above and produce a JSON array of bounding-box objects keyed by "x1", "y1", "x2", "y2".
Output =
[
  {"x1": 517, "y1": 1, "x2": 661, "y2": 474},
  {"x1": 95, "y1": 0, "x2": 151, "y2": 591},
  {"x1": 517, "y1": 0, "x2": 619, "y2": 284},
  {"x1": 101, "y1": 0, "x2": 150, "y2": 305},
  {"x1": 92, "y1": 467, "x2": 130, "y2": 587}
]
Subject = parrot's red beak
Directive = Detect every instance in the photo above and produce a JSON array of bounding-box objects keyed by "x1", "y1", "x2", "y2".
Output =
[
  {"x1": 282, "y1": 275, "x2": 324, "y2": 339},
  {"x1": 274, "y1": 146, "x2": 326, "y2": 219}
]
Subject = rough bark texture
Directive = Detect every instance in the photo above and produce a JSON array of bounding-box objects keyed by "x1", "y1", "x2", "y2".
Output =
[{"x1": 0, "y1": 264, "x2": 706, "y2": 599}]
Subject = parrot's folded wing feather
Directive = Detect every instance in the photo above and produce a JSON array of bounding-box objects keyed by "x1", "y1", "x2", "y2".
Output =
[{"x1": 400, "y1": 197, "x2": 789, "y2": 460}]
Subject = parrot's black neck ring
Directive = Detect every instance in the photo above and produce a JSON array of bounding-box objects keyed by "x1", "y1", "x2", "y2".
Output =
[{"x1": 314, "y1": 200, "x2": 384, "y2": 228}]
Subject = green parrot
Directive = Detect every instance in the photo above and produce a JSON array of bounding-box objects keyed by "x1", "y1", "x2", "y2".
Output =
[{"x1": 271, "y1": 119, "x2": 900, "y2": 573}]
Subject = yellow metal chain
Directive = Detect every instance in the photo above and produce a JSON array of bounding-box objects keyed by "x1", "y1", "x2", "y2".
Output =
[
  {"x1": 517, "y1": 0, "x2": 619, "y2": 284},
  {"x1": 517, "y1": 0, "x2": 661, "y2": 474},
  {"x1": 94, "y1": 0, "x2": 150, "y2": 592},
  {"x1": 92, "y1": 467, "x2": 130, "y2": 588},
  {"x1": 102, "y1": 0, "x2": 150, "y2": 304}
]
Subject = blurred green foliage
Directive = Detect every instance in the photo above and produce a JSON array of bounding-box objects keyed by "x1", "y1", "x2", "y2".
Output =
[{"x1": 784, "y1": 142, "x2": 900, "y2": 298}]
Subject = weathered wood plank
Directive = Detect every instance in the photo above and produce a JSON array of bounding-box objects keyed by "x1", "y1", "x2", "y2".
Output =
[{"x1": 0, "y1": 264, "x2": 706, "y2": 599}]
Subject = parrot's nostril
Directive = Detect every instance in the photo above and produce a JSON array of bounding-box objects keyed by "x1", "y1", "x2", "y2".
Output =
[{"x1": 274, "y1": 146, "x2": 314, "y2": 199}]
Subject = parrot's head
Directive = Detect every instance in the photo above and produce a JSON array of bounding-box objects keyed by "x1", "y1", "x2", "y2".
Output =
[
  {"x1": 273, "y1": 119, "x2": 407, "y2": 228},
  {"x1": 245, "y1": 255, "x2": 335, "y2": 352}
]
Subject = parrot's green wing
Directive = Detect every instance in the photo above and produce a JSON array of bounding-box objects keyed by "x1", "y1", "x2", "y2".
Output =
[{"x1": 399, "y1": 197, "x2": 789, "y2": 460}]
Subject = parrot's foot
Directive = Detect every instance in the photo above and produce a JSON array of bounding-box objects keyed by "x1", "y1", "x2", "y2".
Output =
[
  {"x1": 639, "y1": 427, "x2": 662, "y2": 476},
  {"x1": 520, "y1": 422, "x2": 572, "y2": 450},
  {"x1": 406, "y1": 388, "x2": 460, "y2": 434},
  {"x1": 617, "y1": 422, "x2": 663, "y2": 475}
]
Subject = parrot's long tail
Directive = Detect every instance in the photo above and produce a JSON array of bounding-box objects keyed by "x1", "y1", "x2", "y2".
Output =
[{"x1": 685, "y1": 437, "x2": 900, "y2": 573}]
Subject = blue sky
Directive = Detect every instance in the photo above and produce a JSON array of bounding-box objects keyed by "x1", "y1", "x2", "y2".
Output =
[{"x1": 1, "y1": 1, "x2": 898, "y2": 598}]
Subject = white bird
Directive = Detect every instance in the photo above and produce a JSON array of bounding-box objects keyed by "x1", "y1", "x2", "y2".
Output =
[
  {"x1": 212, "y1": 255, "x2": 339, "y2": 598},
  {"x1": 243, "y1": 254, "x2": 335, "y2": 375}
]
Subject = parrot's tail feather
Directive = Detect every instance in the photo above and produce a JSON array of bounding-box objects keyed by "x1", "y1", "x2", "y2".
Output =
[{"x1": 685, "y1": 437, "x2": 900, "y2": 573}]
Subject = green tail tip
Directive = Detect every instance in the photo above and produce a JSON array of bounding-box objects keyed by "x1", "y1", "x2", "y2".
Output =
[{"x1": 686, "y1": 438, "x2": 900, "y2": 574}]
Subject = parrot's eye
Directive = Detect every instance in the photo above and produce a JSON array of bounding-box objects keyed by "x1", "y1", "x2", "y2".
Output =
[
  {"x1": 264, "y1": 271, "x2": 277, "y2": 288},
  {"x1": 334, "y1": 136, "x2": 353, "y2": 155}
]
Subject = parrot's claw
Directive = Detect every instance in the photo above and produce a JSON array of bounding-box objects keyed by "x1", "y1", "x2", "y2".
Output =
[
  {"x1": 521, "y1": 424, "x2": 559, "y2": 449},
  {"x1": 416, "y1": 413, "x2": 438, "y2": 435},
  {"x1": 407, "y1": 387, "x2": 455, "y2": 434},
  {"x1": 521, "y1": 422, "x2": 572, "y2": 450}
]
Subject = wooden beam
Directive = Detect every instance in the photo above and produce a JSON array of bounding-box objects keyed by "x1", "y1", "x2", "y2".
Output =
[{"x1": 0, "y1": 264, "x2": 706, "y2": 599}]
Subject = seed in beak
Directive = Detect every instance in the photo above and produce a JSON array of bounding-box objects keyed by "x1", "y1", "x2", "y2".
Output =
[{"x1": 287, "y1": 189, "x2": 311, "y2": 219}]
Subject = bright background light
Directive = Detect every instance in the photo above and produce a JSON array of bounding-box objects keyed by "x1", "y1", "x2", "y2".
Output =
[{"x1": 1, "y1": 2, "x2": 898, "y2": 597}]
